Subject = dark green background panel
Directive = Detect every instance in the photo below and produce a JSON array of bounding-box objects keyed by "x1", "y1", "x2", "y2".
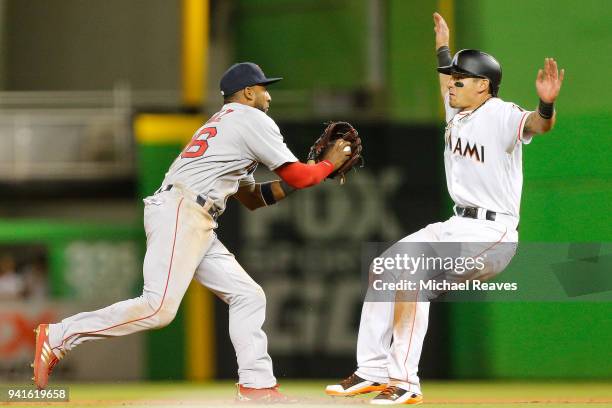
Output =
[
  {"x1": 451, "y1": 0, "x2": 612, "y2": 379},
  {"x1": 234, "y1": 0, "x2": 368, "y2": 90}
]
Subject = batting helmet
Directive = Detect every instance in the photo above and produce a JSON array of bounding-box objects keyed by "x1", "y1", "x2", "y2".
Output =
[{"x1": 437, "y1": 49, "x2": 502, "y2": 96}]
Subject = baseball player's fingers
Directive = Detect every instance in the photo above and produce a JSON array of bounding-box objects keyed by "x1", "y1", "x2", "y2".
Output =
[
  {"x1": 336, "y1": 140, "x2": 349, "y2": 149},
  {"x1": 433, "y1": 12, "x2": 447, "y2": 29},
  {"x1": 547, "y1": 59, "x2": 554, "y2": 79},
  {"x1": 549, "y1": 58, "x2": 555, "y2": 74},
  {"x1": 544, "y1": 61, "x2": 551, "y2": 79},
  {"x1": 551, "y1": 59, "x2": 559, "y2": 79},
  {"x1": 537, "y1": 69, "x2": 544, "y2": 83},
  {"x1": 559, "y1": 68, "x2": 565, "y2": 84},
  {"x1": 547, "y1": 58, "x2": 554, "y2": 73}
]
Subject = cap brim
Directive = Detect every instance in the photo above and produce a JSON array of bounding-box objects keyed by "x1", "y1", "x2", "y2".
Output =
[
  {"x1": 438, "y1": 66, "x2": 474, "y2": 75},
  {"x1": 258, "y1": 77, "x2": 283, "y2": 86},
  {"x1": 437, "y1": 65, "x2": 453, "y2": 75},
  {"x1": 437, "y1": 66, "x2": 486, "y2": 78}
]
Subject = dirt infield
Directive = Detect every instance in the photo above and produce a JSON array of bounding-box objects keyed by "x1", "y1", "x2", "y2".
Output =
[{"x1": 1, "y1": 380, "x2": 611, "y2": 407}]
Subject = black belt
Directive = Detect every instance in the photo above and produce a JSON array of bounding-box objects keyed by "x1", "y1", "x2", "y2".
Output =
[
  {"x1": 455, "y1": 206, "x2": 497, "y2": 221},
  {"x1": 155, "y1": 184, "x2": 219, "y2": 220}
]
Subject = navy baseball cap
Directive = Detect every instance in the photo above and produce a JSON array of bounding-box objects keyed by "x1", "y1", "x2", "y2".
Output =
[{"x1": 219, "y1": 62, "x2": 283, "y2": 96}]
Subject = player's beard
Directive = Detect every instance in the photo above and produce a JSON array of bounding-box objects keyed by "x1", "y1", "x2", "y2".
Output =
[
  {"x1": 256, "y1": 102, "x2": 269, "y2": 113},
  {"x1": 253, "y1": 96, "x2": 269, "y2": 113}
]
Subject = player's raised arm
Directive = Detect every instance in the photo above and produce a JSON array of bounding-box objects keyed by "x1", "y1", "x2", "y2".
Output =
[
  {"x1": 433, "y1": 12, "x2": 451, "y2": 97},
  {"x1": 524, "y1": 58, "x2": 565, "y2": 136}
]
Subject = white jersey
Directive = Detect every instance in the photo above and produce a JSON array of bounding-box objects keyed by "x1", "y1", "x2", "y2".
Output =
[
  {"x1": 161, "y1": 102, "x2": 298, "y2": 213},
  {"x1": 443, "y1": 94, "x2": 533, "y2": 219}
]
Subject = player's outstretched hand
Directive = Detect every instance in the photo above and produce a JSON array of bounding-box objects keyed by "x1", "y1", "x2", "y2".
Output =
[
  {"x1": 536, "y1": 58, "x2": 565, "y2": 103},
  {"x1": 322, "y1": 139, "x2": 352, "y2": 170},
  {"x1": 433, "y1": 12, "x2": 450, "y2": 49}
]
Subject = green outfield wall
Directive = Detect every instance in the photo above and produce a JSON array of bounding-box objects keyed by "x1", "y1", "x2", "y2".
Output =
[
  {"x1": 234, "y1": 0, "x2": 369, "y2": 92},
  {"x1": 451, "y1": 0, "x2": 612, "y2": 378}
]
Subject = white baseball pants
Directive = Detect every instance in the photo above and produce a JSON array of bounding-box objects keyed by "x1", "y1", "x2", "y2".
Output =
[
  {"x1": 48, "y1": 186, "x2": 276, "y2": 388},
  {"x1": 356, "y1": 215, "x2": 518, "y2": 395}
]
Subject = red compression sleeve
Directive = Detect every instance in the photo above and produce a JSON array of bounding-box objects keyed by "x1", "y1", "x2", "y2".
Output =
[{"x1": 274, "y1": 160, "x2": 334, "y2": 189}]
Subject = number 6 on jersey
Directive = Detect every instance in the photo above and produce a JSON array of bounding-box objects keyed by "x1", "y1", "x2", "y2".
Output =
[{"x1": 181, "y1": 126, "x2": 217, "y2": 159}]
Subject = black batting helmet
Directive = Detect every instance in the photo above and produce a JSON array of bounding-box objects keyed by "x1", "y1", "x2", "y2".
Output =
[{"x1": 438, "y1": 49, "x2": 502, "y2": 96}]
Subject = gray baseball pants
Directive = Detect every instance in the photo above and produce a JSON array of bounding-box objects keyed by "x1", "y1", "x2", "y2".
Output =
[{"x1": 48, "y1": 186, "x2": 276, "y2": 388}]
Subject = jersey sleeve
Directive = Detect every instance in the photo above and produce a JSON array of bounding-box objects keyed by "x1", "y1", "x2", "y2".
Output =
[
  {"x1": 444, "y1": 92, "x2": 460, "y2": 123},
  {"x1": 243, "y1": 112, "x2": 299, "y2": 170},
  {"x1": 239, "y1": 173, "x2": 256, "y2": 187},
  {"x1": 500, "y1": 102, "x2": 534, "y2": 151}
]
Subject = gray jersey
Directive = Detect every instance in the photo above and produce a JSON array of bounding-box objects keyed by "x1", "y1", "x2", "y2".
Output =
[{"x1": 161, "y1": 102, "x2": 298, "y2": 214}]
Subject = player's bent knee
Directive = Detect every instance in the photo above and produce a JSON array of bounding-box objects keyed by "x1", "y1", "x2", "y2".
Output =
[
  {"x1": 156, "y1": 297, "x2": 182, "y2": 327},
  {"x1": 155, "y1": 307, "x2": 178, "y2": 328},
  {"x1": 141, "y1": 293, "x2": 179, "y2": 329}
]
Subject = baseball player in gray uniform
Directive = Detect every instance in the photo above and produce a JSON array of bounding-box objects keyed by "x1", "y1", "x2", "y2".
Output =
[
  {"x1": 326, "y1": 12, "x2": 564, "y2": 405},
  {"x1": 33, "y1": 62, "x2": 351, "y2": 402}
]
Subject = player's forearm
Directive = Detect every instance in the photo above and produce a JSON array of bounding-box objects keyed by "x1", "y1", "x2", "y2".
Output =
[
  {"x1": 233, "y1": 181, "x2": 292, "y2": 211},
  {"x1": 274, "y1": 160, "x2": 334, "y2": 189},
  {"x1": 233, "y1": 184, "x2": 264, "y2": 210},
  {"x1": 258, "y1": 180, "x2": 294, "y2": 207},
  {"x1": 527, "y1": 112, "x2": 555, "y2": 135},
  {"x1": 436, "y1": 47, "x2": 451, "y2": 97},
  {"x1": 525, "y1": 100, "x2": 557, "y2": 135}
]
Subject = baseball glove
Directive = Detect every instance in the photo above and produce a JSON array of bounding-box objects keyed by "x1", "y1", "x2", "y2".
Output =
[{"x1": 307, "y1": 121, "x2": 363, "y2": 183}]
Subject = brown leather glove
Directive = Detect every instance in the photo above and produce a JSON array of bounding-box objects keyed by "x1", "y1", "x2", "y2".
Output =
[{"x1": 307, "y1": 121, "x2": 363, "y2": 184}]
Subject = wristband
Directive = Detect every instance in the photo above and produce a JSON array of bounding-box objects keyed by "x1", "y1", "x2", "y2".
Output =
[
  {"x1": 278, "y1": 180, "x2": 296, "y2": 196},
  {"x1": 437, "y1": 45, "x2": 452, "y2": 67},
  {"x1": 538, "y1": 99, "x2": 554, "y2": 119},
  {"x1": 260, "y1": 182, "x2": 276, "y2": 205}
]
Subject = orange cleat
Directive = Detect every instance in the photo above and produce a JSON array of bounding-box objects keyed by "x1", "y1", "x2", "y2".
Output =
[
  {"x1": 370, "y1": 386, "x2": 423, "y2": 405},
  {"x1": 32, "y1": 324, "x2": 62, "y2": 390},
  {"x1": 236, "y1": 383, "x2": 296, "y2": 403}
]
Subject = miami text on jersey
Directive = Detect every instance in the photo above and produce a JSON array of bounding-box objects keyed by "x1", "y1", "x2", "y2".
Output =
[{"x1": 448, "y1": 137, "x2": 485, "y2": 163}]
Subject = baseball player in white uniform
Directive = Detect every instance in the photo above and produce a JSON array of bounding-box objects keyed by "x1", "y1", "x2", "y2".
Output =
[
  {"x1": 326, "y1": 12, "x2": 564, "y2": 405},
  {"x1": 33, "y1": 62, "x2": 352, "y2": 402}
]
